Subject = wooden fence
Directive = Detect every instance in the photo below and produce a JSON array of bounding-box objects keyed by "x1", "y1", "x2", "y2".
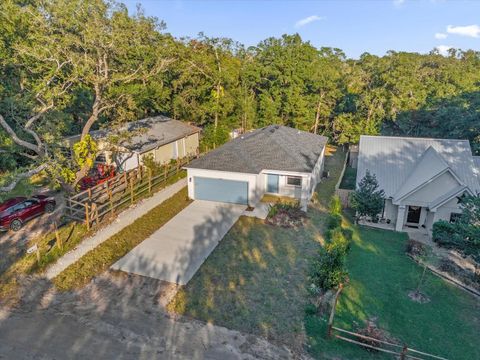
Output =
[
  {"x1": 326, "y1": 284, "x2": 448, "y2": 360},
  {"x1": 335, "y1": 188, "x2": 353, "y2": 208},
  {"x1": 65, "y1": 156, "x2": 193, "y2": 230}
]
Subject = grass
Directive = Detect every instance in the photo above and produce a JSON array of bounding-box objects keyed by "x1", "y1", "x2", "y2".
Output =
[
  {"x1": 339, "y1": 166, "x2": 357, "y2": 190},
  {"x1": 167, "y1": 146, "x2": 347, "y2": 350},
  {"x1": 0, "y1": 171, "x2": 188, "y2": 302},
  {"x1": 305, "y1": 224, "x2": 480, "y2": 360},
  {"x1": 54, "y1": 187, "x2": 191, "y2": 290}
]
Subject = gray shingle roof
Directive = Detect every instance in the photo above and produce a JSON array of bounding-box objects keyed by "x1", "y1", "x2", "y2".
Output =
[
  {"x1": 185, "y1": 125, "x2": 328, "y2": 174},
  {"x1": 356, "y1": 135, "x2": 480, "y2": 198},
  {"x1": 66, "y1": 116, "x2": 200, "y2": 153}
]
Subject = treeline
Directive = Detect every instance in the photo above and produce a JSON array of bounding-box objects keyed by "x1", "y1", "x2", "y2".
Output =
[{"x1": 1, "y1": 0, "x2": 480, "y2": 182}]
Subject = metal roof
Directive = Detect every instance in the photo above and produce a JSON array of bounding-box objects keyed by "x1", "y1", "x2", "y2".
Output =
[
  {"x1": 185, "y1": 125, "x2": 328, "y2": 174},
  {"x1": 356, "y1": 135, "x2": 480, "y2": 198}
]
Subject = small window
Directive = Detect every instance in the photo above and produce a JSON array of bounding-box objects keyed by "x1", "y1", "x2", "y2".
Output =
[
  {"x1": 286, "y1": 176, "x2": 302, "y2": 187},
  {"x1": 450, "y1": 213, "x2": 461, "y2": 224}
]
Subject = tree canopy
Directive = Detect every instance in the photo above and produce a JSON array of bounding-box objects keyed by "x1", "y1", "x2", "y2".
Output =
[{"x1": 1, "y1": 0, "x2": 480, "y2": 187}]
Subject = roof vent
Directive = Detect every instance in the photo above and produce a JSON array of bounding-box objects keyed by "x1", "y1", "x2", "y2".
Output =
[
  {"x1": 270, "y1": 128, "x2": 275, "y2": 133},
  {"x1": 274, "y1": 125, "x2": 280, "y2": 129}
]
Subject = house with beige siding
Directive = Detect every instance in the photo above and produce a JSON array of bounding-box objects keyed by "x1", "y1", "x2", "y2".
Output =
[
  {"x1": 356, "y1": 135, "x2": 480, "y2": 234},
  {"x1": 67, "y1": 116, "x2": 201, "y2": 171}
]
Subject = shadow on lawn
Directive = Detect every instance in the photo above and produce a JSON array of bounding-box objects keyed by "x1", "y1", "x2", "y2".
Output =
[{"x1": 0, "y1": 199, "x2": 296, "y2": 359}]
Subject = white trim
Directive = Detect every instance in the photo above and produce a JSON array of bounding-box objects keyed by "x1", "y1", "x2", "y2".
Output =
[{"x1": 393, "y1": 168, "x2": 464, "y2": 204}]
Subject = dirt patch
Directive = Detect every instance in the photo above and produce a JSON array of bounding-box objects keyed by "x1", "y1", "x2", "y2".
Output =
[
  {"x1": 439, "y1": 259, "x2": 480, "y2": 292},
  {"x1": 0, "y1": 271, "x2": 306, "y2": 359},
  {"x1": 407, "y1": 290, "x2": 431, "y2": 303},
  {"x1": 405, "y1": 239, "x2": 426, "y2": 257}
]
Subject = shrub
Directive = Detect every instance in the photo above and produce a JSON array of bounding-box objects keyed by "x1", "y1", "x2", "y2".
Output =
[
  {"x1": 310, "y1": 243, "x2": 349, "y2": 290},
  {"x1": 304, "y1": 303, "x2": 317, "y2": 315},
  {"x1": 329, "y1": 195, "x2": 342, "y2": 216},
  {"x1": 266, "y1": 201, "x2": 306, "y2": 228},
  {"x1": 341, "y1": 227, "x2": 354, "y2": 242},
  {"x1": 432, "y1": 221, "x2": 464, "y2": 249},
  {"x1": 326, "y1": 214, "x2": 342, "y2": 230}
]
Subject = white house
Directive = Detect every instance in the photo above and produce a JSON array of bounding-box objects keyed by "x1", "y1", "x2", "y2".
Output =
[
  {"x1": 356, "y1": 135, "x2": 480, "y2": 233},
  {"x1": 185, "y1": 125, "x2": 328, "y2": 210}
]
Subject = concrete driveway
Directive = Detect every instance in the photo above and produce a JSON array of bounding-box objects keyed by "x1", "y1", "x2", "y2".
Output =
[{"x1": 111, "y1": 201, "x2": 245, "y2": 285}]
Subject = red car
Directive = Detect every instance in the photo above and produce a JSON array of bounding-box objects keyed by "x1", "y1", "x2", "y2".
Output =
[
  {"x1": 0, "y1": 195, "x2": 56, "y2": 232},
  {"x1": 79, "y1": 164, "x2": 116, "y2": 191}
]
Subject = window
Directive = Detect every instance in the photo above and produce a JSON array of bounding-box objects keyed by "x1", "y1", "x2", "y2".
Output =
[
  {"x1": 450, "y1": 213, "x2": 461, "y2": 224},
  {"x1": 286, "y1": 176, "x2": 302, "y2": 187}
]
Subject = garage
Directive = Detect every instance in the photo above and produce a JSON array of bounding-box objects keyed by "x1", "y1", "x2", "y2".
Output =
[{"x1": 194, "y1": 177, "x2": 248, "y2": 205}]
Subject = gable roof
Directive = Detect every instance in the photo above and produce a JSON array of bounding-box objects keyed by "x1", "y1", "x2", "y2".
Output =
[
  {"x1": 392, "y1": 146, "x2": 457, "y2": 201},
  {"x1": 357, "y1": 135, "x2": 480, "y2": 199},
  {"x1": 66, "y1": 116, "x2": 201, "y2": 154},
  {"x1": 185, "y1": 125, "x2": 328, "y2": 174}
]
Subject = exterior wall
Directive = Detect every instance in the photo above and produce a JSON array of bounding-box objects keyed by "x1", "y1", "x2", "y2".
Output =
[
  {"x1": 185, "y1": 133, "x2": 200, "y2": 155},
  {"x1": 384, "y1": 199, "x2": 398, "y2": 224},
  {"x1": 434, "y1": 197, "x2": 462, "y2": 223},
  {"x1": 399, "y1": 172, "x2": 460, "y2": 207},
  {"x1": 154, "y1": 143, "x2": 174, "y2": 164},
  {"x1": 186, "y1": 168, "x2": 260, "y2": 206}
]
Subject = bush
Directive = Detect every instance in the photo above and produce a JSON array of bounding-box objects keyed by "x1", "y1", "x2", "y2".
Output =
[
  {"x1": 326, "y1": 214, "x2": 342, "y2": 230},
  {"x1": 310, "y1": 246, "x2": 349, "y2": 290},
  {"x1": 329, "y1": 195, "x2": 342, "y2": 216},
  {"x1": 266, "y1": 201, "x2": 306, "y2": 228},
  {"x1": 304, "y1": 303, "x2": 317, "y2": 315},
  {"x1": 432, "y1": 221, "x2": 465, "y2": 249}
]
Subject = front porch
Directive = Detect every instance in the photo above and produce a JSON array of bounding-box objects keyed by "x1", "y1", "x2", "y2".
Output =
[{"x1": 358, "y1": 218, "x2": 431, "y2": 242}]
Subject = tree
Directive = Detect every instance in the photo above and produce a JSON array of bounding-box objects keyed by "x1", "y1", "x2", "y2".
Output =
[
  {"x1": 351, "y1": 170, "x2": 385, "y2": 221},
  {"x1": 0, "y1": 0, "x2": 174, "y2": 190}
]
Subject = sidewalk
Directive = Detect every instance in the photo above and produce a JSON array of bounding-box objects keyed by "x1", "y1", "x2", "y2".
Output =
[{"x1": 44, "y1": 178, "x2": 187, "y2": 280}]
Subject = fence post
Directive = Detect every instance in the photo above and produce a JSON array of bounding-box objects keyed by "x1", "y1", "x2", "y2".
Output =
[
  {"x1": 164, "y1": 164, "x2": 168, "y2": 185},
  {"x1": 85, "y1": 203, "x2": 90, "y2": 231},
  {"x1": 400, "y1": 344, "x2": 408, "y2": 360},
  {"x1": 54, "y1": 220, "x2": 62, "y2": 250},
  {"x1": 176, "y1": 159, "x2": 180, "y2": 174},
  {"x1": 35, "y1": 244, "x2": 41, "y2": 265},
  {"x1": 107, "y1": 180, "x2": 113, "y2": 215},
  {"x1": 130, "y1": 175, "x2": 134, "y2": 204},
  {"x1": 327, "y1": 283, "x2": 344, "y2": 338},
  {"x1": 148, "y1": 168, "x2": 152, "y2": 194}
]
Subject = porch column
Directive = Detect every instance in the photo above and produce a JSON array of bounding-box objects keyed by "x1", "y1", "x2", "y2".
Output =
[{"x1": 395, "y1": 205, "x2": 406, "y2": 231}]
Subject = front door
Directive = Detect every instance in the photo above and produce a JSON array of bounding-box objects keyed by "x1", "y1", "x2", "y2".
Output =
[
  {"x1": 267, "y1": 174, "x2": 279, "y2": 193},
  {"x1": 407, "y1": 206, "x2": 421, "y2": 224}
]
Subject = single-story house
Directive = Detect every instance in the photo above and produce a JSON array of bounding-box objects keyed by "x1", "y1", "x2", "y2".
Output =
[
  {"x1": 356, "y1": 135, "x2": 480, "y2": 233},
  {"x1": 184, "y1": 125, "x2": 328, "y2": 210},
  {"x1": 66, "y1": 116, "x2": 201, "y2": 171}
]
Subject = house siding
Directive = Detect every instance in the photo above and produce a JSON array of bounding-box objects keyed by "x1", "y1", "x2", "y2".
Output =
[{"x1": 398, "y1": 171, "x2": 461, "y2": 207}]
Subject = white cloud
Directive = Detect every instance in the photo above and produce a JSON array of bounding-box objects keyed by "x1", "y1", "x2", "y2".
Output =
[
  {"x1": 393, "y1": 0, "x2": 405, "y2": 7},
  {"x1": 436, "y1": 45, "x2": 452, "y2": 56},
  {"x1": 446, "y1": 24, "x2": 480, "y2": 38},
  {"x1": 294, "y1": 15, "x2": 324, "y2": 28},
  {"x1": 434, "y1": 32, "x2": 447, "y2": 40}
]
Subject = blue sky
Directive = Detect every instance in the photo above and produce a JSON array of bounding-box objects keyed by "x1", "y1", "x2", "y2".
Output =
[{"x1": 122, "y1": 0, "x2": 480, "y2": 58}]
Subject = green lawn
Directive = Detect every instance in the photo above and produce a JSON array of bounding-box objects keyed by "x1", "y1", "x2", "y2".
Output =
[
  {"x1": 54, "y1": 187, "x2": 191, "y2": 290},
  {"x1": 339, "y1": 166, "x2": 357, "y2": 190},
  {"x1": 305, "y1": 225, "x2": 480, "y2": 360},
  {"x1": 168, "y1": 146, "x2": 347, "y2": 351}
]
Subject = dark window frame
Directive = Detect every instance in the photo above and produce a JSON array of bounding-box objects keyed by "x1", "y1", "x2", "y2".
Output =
[
  {"x1": 286, "y1": 176, "x2": 302, "y2": 187},
  {"x1": 449, "y1": 212, "x2": 462, "y2": 224}
]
